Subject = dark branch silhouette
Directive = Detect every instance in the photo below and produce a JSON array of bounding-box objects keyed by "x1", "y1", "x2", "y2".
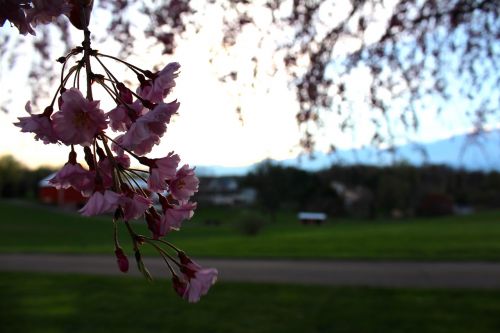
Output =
[{"x1": 2, "y1": 0, "x2": 499, "y2": 153}]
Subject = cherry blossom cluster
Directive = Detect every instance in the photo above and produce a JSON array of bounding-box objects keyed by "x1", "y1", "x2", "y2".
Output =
[{"x1": 7, "y1": 0, "x2": 217, "y2": 303}]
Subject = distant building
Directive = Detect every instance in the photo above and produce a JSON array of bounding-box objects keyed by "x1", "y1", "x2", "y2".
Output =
[
  {"x1": 197, "y1": 176, "x2": 256, "y2": 206},
  {"x1": 331, "y1": 181, "x2": 374, "y2": 218}
]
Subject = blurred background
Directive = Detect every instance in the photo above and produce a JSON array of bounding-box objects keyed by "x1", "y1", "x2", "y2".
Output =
[{"x1": 1, "y1": 1, "x2": 500, "y2": 332}]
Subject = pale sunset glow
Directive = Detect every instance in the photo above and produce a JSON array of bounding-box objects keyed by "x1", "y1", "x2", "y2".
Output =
[{"x1": 0, "y1": 1, "x2": 496, "y2": 170}]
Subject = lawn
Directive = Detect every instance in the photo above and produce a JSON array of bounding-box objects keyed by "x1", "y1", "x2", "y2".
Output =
[
  {"x1": 1, "y1": 200, "x2": 500, "y2": 260},
  {"x1": 1, "y1": 272, "x2": 499, "y2": 333}
]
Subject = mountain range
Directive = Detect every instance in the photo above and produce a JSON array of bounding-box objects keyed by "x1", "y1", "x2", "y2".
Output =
[{"x1": 196, "y1": 130, "x2": 500, "y2": 176}]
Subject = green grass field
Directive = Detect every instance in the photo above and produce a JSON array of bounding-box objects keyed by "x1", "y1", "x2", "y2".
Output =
[
  {"x1": 1, "y1": 200, "x2": 500, "y2": 260},
  {"x1": 1, "y1": 272, "x2": 499, "y2": 333}
]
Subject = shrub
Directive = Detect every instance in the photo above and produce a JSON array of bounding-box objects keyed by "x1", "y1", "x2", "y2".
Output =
[
  {"x1": 236, "y1": 213, "x2": 267, "y2": 236},
  {"x1": 416, "y1": 192, "x2": 454, "y2": 217}
]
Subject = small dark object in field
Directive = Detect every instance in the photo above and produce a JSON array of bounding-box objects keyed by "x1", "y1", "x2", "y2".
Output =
[
  {"x1": 237, "y1": 214, "x2": 266, "y2": 236},
  {"x1": 417, "y1": 193, "x2": 454, "y2": 217}
]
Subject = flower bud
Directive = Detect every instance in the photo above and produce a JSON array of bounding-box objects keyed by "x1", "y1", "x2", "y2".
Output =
[
  {"x1": 157, "y1": 194, "x2": 171, "y2": 211},
  {"x1": 42, "y1": 105, "x2": 54, "y2": 117},
  {"x1": 137, "y1": 73, "x2": 146, "y2": 83},
  {"x1": 117, "y1": 82, "x2": 133, "y2": 104},
  {"x1": 114, "y1": 247, "x2": 129, "y2": 273},
  {"x1": 178, "y1": 251, "x2": 193, "y2": 267},
  {"x1": 67, "y1": 0, "x2": 94, "y2": 30},
  {"x1": 172, "y1": 275, "x2": 188, "y2": 298},
  {"x1": 144, "y1": 70, "x2": 155, "y2": 79},
  {"x1": 68, "y1": 150, "x2": 77, "y2": 165},
  {"x1": 83, "y1": 146, "x2": 95, "y2": 170}
]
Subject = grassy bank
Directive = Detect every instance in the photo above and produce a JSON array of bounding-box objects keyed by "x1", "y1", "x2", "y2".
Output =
[
  {"x1": 1, "y1": 200, "x2": 500, "y2": 260},
  {"x1": 1, "y1": 272, "x2": 500, "y2": 333}
]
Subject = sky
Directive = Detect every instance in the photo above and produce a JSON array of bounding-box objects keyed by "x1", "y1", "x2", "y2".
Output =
[
  {"x1": 0, "y1": 2, "x2": 498, "y2": 170},
  {"x1": 0, "y1": 10, "x2": 304, "y2": 170}
]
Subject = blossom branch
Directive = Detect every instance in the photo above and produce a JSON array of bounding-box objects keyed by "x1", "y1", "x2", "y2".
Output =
[
  {"x1": 82, "y1": 29, "x2": 93, "y2": 100},
  {"x1": 11, "y1": 0, "x2": 217, "y2": 303}
]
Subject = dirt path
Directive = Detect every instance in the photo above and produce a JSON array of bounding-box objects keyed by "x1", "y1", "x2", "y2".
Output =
[{"x1": 2, "y1": 253, "x2": 500, "y2": 289}]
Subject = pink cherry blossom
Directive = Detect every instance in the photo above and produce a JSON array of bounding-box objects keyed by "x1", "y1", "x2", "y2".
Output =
[
  {"x1": 107, "y1": 100, "x2": 143, "y2": 132},
  {"x1": 169, "y1": 165, "x2": 199, "y2": 201},
  {"x1": 183, "y1": 269, "x2": 218, "y2": 303},
  {"x1": 147, "y1": 152, "x2": 180, "y2": 192},
  {"x1": 121, "y1": 123, "x2": 162, "y2": 156},
  {"x1": 52, "y1": 88, "x2": 107, "y2": 146},
  {"x1": 49, "y1": 162, "x2": 94, "y2": 193},
  {"x1": 179, "y1": 254, "x2": 218, "y2": 303},
  {"x1": 26, "y1": 0, "x2": 72, "y2": 26},
  {"x1": 49, "y1": 149, "x2": 95, "y2": 194},
  {"x1": 138, "y1": 62, "x2": 180, "y2": 104},
  {"x1": 140, "y1": 100, "x2": 178, "y2": 126},
  {"x1": 163, "y1": 201, "x2": 197, "y2": 230},
  {"x1": 79, "y1": 190, "x2": 121, "y2": 216},
  {"x1": 114, "y1": 247, "x2": 129, "y2": 273},
  {"x1": 120, "y1": 194, "x2": 152, "y2": 221},
  {"x1": 1, "y1": 0, "x2": 35, "y2": 35},
  {"x1": 15, "y1": 114, "x2": 56, "y2": 144},
  {"x1": 15, "y1": 102, "x2": 58, "y2": 144},
  {"x1": 118, "y1": 101, "x2": 179, "y2": 155}
]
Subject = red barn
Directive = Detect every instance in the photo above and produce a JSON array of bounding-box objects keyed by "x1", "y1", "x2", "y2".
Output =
[
  {"x1": 38, "y1": 173, "x2": 87, "y2": 207},
  {"x1": 38, "y1": 173, "x2": 151, "y2": 207}
]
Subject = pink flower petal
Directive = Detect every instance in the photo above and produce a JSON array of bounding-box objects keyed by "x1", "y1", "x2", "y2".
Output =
[
  {"x1": 148, "y1": 152, "x2": 180, "y2": 192},
  {"x1": 169, "y1": 165, "x2": 199, "y2": 201},
  {"x1": 79, "y1": 190, "x2": 120, "y2": 216},
  {"x1": 52, "y1": 88, "x2": 107, "y2": 145}
]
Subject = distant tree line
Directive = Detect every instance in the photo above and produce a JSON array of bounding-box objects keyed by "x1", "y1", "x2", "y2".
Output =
[
  {"x1": 3, "y1": 153, "x2": 500, "y2": 219},
  {"x1": 0, "y1": 155, "x2": 55, "y2": 199},
  {"x1": 243, "y1": 161, "x2": 500, "y2": 219}
]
